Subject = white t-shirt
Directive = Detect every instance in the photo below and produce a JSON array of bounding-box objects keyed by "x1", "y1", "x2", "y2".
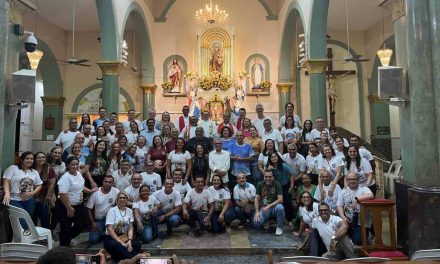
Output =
[
  {"x1": 314, "y1": 183, "x2": 341, "y2": 213},
  {"x1": 112, "y1": 170, "x2": 133, "y2": 192},
  {"x1": 124, "y1": 185, "x2": 140, "y2": 202},
  {"x1": 140, "y1": 172, "x2": 162, "y2": 193},
  {"x1": 282, "y1": 153, "x2": 306, "y2": 176},
  {"x1": 299, "y1": 202, "x2": 319, "y2": 225},
  {"x1": 133, "y1": 196, "x2": 160, "y2": 218},
  {"x1": 152, "y1": 189, "x2": 182, "y2": 213},
  {"x1": 310, "y1": 128, "x2": 329, "y2": 140},
  {"x1": 306, "y1": 154, "x2": 321, "y2": 174},
  {"x1": 168, "y1": 150, "x2": 191, "y2": 173},
  {"x1": 86, "y1": 187, "x2": 120, "y2": 220},
  {"x1": 312, "y1": 215, "x2": 343, "y2": 251},
  {"x1": 337, "y1": 186, "x2": 373, "y2": 225},
  {"x1": 233, "y1": 183, "x2": 256, "y2": 202},
  {"x1": 173, "y1": 181, "x2": 193, "y2": 200},
  {"x1": 126, "y1": 132, "x2": 139, "y2": 145},
  {"x1": 58, "y1": 171, "x2": 84, "y2": 205},
  {"x1": 105, "y1": 206, "x2": 134, "y2": 235},
  {"x1": 301, "y1": 131, "x2": 314, "y2": 142},
  {"x1": 261, "y1": 129, "x2": 283, "y2": 150},
  {"x1": 184, "y1": 188, "x2": 214, "y2": 211},
  {"x1": 359, "y1": 147, "x2": 374, "y2": 161},
  {"x1": 252, "y1": 116, "x2": 273, "y2": 136},
  {"x1": 344, "y1": 158, "x2": 374, "y2": 186},
  {"x1": 334, "y1": 150, "x2": 346, "y2": 162},
  {"x1": 279, "y1": 114, "x2": 301, "y2": 128},
  {"x1": 54, "y1": 130, "x2": 80, "y2": 148},
  {"x1": 280, "y1": 127, "x2": 301, "y2": 142},
  {"x1": 330, "y1": 137, "x2": 349, "y2": 150},
  {"x1": 318, "y1": 156, "x2": 344, "y2": 180},
  {"x1": 207, "y1": 186, "x2": 231, "y2": 211},
  {"x1": 51, "y1": 162, "x2": 66, "y2": 178},
  {"x1": 123, "y1": 119, "x2": 142, "y2": 133},
  {"x1": 3, "y1": 165, "x2": 43, "y2": 201}
]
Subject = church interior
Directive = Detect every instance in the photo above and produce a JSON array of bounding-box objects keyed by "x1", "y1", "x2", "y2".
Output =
[{"x1": 1, "y1": 0, "x2": 440, "y2": 262}]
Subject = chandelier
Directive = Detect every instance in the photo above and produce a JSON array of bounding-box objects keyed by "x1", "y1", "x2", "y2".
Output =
[{"x1": 195, "y1": 1, "x2": 229, "y2": 27}]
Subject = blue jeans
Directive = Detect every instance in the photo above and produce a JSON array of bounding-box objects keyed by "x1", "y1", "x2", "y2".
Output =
[
  {"x1": 140, "y1": 224, "x2": 154, "y2": 243},
  {"x1": 156, "y1": 209, "x2": 181, "y2": 233},
  {"x1": 234, "y1": 205, "x2": 254, "y2": 223},
  {"x1": 10, "y1": 198, "x2": 36, "y2": 230},
  {"x1": 253, "y1": 204, "x2": 285, "y2": 228},
  {"x1": 33, "y1": 200, "x2": 50, "y2": 229},
  {"x1": 89, "y1": 219, "x2": 106, "y2": 244},
  {"x1": 104, "y1": 235, "x2": 141, "y2": 263},
  {"x1": 211, "y1": 207, "x2": 235, "y2": 233}
]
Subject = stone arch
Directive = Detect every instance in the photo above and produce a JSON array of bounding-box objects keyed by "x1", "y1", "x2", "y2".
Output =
[{"x1": 163, "y1": 55, "x2": 188, "y2": 82}]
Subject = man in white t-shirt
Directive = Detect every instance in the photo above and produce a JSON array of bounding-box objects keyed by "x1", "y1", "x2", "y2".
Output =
[
  {"x1": 112, "y1": 160, "x2": 133, "y2": 192},
  {"x1": 86, "y1": 175, "x2": 120, "y2": 244},
  {"x1": 172, "y1": 169, "x2": 192, "y2": 200},
  {"x1": 311, "y1": 202, "x2": 356, "y2": 260},
  {"x1": 252, "y1": 103, "x2": 273, "y2": 135},
  {"x1": 152, "y1": 178, "x2": 182, "y2": 236},
  {"x1": 183, "y1": 176, "x2": 214, "y2": 236},
  {"x1": 141, "y1": 160, "x2": 162, "y2": 193},
  {"x1": 208, "y1": 138, "x2": 231, "y2": 184},
  {"x1": 310, "y1": 117, "x2": 329, "y2": 140},
  {"x1": 314, "y1": 170, "x2": 341, "y2": 213},
  {"x1": 124, "y1": 173, "x2": 143, "y2": 207},
  {"x1": 279, "y1": 102, "x2": 301, "y2": 128},
  {"x1": 282, "y1": 143, "x2": 306, "y2": 186},
  {"x1": 336, "y1": 172, "x2": 373, "y2": 246},
  {"x1": 123, "y1": 109, "x2": 143, "y2": 133},
  {"x1": 55, "y1": 118, "x2": 80, "y2": 149},
  {"x1": 233, "y1": 173, "x2": 256, "y2": 227},
  {"x1": 261, "y1": 118, "x2": 284, "y2": 153}
]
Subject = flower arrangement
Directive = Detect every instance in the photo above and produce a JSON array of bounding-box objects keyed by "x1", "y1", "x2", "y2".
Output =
[
  {"x1": 184, "y1": 71, "x2": 198, "y2": 80},
  {"x1": 259, "y1": 81, "x2": 272, "y2": 90},
  {"x1": 161, "y1": 81, "x2": 173, "y2": 93},
  {"x1": 198, "y1": 76, "x2": 232, "y2": 91}
]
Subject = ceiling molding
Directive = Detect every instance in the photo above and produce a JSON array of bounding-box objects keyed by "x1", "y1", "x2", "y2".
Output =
[
  {"x1": 154, "y1": 0, "x2": 175, "y2": 22},
  {"x1": 257, "y1": 0, "x2": 278, "y2": 20}
]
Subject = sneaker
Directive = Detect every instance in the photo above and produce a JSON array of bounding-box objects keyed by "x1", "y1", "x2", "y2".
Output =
[
  {"x1": 194, "y1": 226, "x2": 202, "y2": 237},
  {"x1": 226, "y1": 226, "x2": 232, "y2": 233},
  {"x1": 237, "y1": 221, "x2": 245, "y2": 229},
  {"x1": 276, "y1": 227, "x2": 283, "y2": 236},
  {"x1": 263, "y1": 222, "x2": 269, "y2": 230}
]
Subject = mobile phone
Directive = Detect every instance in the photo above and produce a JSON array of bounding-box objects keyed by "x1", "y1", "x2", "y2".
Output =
[
  {"x1": 139, "y1": 257, "x2": 172, "y2": 264},
  {"x1": 76, "y1": 254, "x2": 101, "y2": 264}
]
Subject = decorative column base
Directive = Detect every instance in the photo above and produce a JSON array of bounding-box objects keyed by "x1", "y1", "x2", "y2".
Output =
[
  {"x1": 140, "y1": 84, "x2": 157, "y2": 119},
  {"x1": 276, "y1": 83, "x2": 293, "y2": 119},
  {"x1": 97, "y1": 61, "x2": 124, "y2": 114},
  {"x1": 41, "y1": 96, "x2": 65, "y2": 140}
]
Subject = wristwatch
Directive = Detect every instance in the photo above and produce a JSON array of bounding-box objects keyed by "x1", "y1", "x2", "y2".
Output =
[{"x1": 331, "y1": 235, "x2": 337, "y2": 241}]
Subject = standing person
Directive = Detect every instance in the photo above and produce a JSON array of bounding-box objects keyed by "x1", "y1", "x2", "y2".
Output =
[
  {"x1": 109, "y1": 122, "x2": 126, "y2": 145},
  {"x1": 282, "y1": 143, "x2": 306, "y2": 187},
  {"x1": 174, "y1": 106, "x2": 190, "y2": 133},
  {"x1": 140, "y1": 160, "x2": 162, "y2": 194},
  {"x1": 107, "y1": 142, "x2": 123, "y2": 176},
  {"x1": 165, "y1": 128, "x2": 179, "y2": 153},
  {"x1": 257, "y1": 139, "x2": 282, "y2": 177},
  {"x1": 161, "y1": 124, "x2": 173, "y2": 145},
  {"x1": 311, "y1": 117, "x2": 329, "y2": 140},
  {"x1": 126, "y1": 121, "x2": 140, "y2": 145},
  {"x1": 208, "y1": 138, "x2": 231, "y2": 185},
  {"x1": 112, "y1": 159, "x2": 133, "y2": 192},
  {"x1": 299, "y1": 120, "x2": 314, "y2": 157},
  {"x1": 123, "y1": 109, "x2": 142, "y2": 133},
  {"x1": 241, "y1": 118, "x2": 252, "y2": 138},
  {"x1": 191, "y1": 144, "x2": 210, "y2": 186},
  {"x1": 61, "y1": 133, "x2": 90, "y2": 164},
  {"x1": 349, "y1": 135, "x2": 376, "y2": 171},
  {"x1": 244, "y1": 126, "x2": 264, "y2": 184},
  {"x1": 207, "y1": 175, "x2": 235, "y2": 233},
  {"x1": 57, "y1": 157, "x2": 97, "y2": 247},
  {"x1": 122, "y1": 143, "x2": 138, "y2": 171},
  {"x1": 179, "y1": 116, "x2": 199, "y2": 141},
  {"x1": 133, "y1": 185, "x2": 161, "y2": 243},
  {"x1": 92, "y1": 106, "x2": 108, "y2": 129},
  {"x1": 233, "y1": 173, "x2": 256, "y2": 227},
  {"x1": 216, "y1": 111, "x2": 237, "y2": 136},
  {"x1": 329, "y1": 127, "x2": 349, "y2": 150},
  {"x1": 281, "y1": 116, "x2": 301, "y2": 149},
  {"x1": 147, "y1": 135, "x2": 168, "y2": 180},
  {"x1": 345, "y1": 146, "x2": 375, "y2": 195},
  {"x1": 334, "y1": 137, "x2": 348, "y2": 161},
  {"x1": 140, "y1": 118, "x2": 161, "y2": 148},
  {"x1": 104, "y1": 192, "x2": 141, "y2": 263},
  {"x1": 47, "y1": 146, "x2": 66, "y2": 229},
  {"x1": 185, "y1": 127, "x2": 213, "y2": 155},
  {"x1": 32, "y1": 152, "x2": 56, "y2": 229},
  {"x1": 89, "y1": 126, "x2": 107, "y2": 149},
  {"x1": 2, "y1": 152, "x2": 42, "y2": 231},
  {"x1": 252, "y1": 103, "x2": 273, "y2": 135},
  {"x1": 296, "y1": 174, "x2": 317, "y2": 205},
  {"x1": 318, "y1": 144, "x2": 344, "y2": 197},
  {"x1": 166, "y1": 138, "x2": 192, "y2": 182},
  {"x1": 279, "y1": 102, "x2": 301, "y2": 128},
  {"x1": 182, "y1": 176, "x2": 214, "y2": 236},
  {"x1": 152, "y1": 177, "x2": 182, "y2": 236},
  {"x1": 124, "y1": 173, "x2": 143, "y2": 207},
  {"x1": 135, "y1": 136, "x2": 149, "y2": 173},
  {"x1": 172, "y1": 169, "x2": 192, "y2": 200},
  {"x1": 78, "y1": 113, "x2": 95, "y2": 134},
  {"x1": 312, "y1": 202, "x2": 356, "y2": 260},
  {"x1": 86, "y1": 175, "x2": 119, "y2": 244},
  {"x1": 55, "y1": 118, "x2": 80, "y2": 149},
  {"x1": 108, "y1": 112, "x2": 118, "y2": 134},
  {"x1": 82, "y1": 124, "x2": 94, "y2": 148},
  {"x1": 84, "y1": 140, "x2": 108, "y2": 188},
  {"x1": 229, "y1": 130, "x2": 254, "y2": 190},
  {"x1": 156, "y1": 111, "x2": 174, "y2": 131},
  {"x1": 306, "y1": 143, "x2": 321, "y2": 185},
  {"x1": 320, "y1": 130, "x2": 331, "y2": 146},
  {"x1": 261, "y1": 119, "x2": 284, "y2": 153},
  {"x1": 253, "y1": 169, "x2": 285, "y2": 236},
  {"x1": 197, "y1": 110, "x2": 216, "y2": 138}
]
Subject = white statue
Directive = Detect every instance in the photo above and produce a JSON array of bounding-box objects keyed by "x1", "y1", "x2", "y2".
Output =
[{"x1": 251, "y1": 58, "x2": 264, "y2": 88}]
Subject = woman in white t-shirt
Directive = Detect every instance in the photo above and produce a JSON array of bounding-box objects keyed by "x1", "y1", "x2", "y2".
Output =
[
  {"x1": 207, "y1": 175, "x2": 235, "y2": 233},
  {"x1": 334, "y1": 137, "x2": 347, "y2": 162},
  {"x1": 2, "y1": 151, "x2": 43, "y2": 231},
  {"x1": 318, "y1": 144, "x2": 344, "y2": 198},
  {"x1": 126, "y1": 121, "x2": 140, "y2": 145},
  {"x1": 299, "y1": 120, "x2": 314, "y2": 157},
  {"x1": 133, "y1": 185, "x2": 161, "y2": 243},
  {"x1": 166, "y1": 138, "x2": 192, "y2": 181},
  {"x1": 135, "y1": 136, "x2": 149, "y2": 173},
  {"x1": 345, "y1": 145, "x2": 375, "y2": 196},
  {"x1": 56, "y1": 156, "x2": 97, "y2": 247},
  {"x1": 305, "y1": 143, "x2": 320, "y2": 185},
  {"x1": 281, "y1": 116, "x2": 301, "y2": 150},
  {"x1": 293, "y1": 191, "x2": 319, "y2": 250},
  {"x1": 104, "y1": 192, "x2": 141, "y2": 263}
]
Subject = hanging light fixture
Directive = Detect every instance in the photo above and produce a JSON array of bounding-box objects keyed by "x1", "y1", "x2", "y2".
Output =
[
  {"x1": 195, "y1": 0, "x2": 229, "y2": 27},
  {"x1": 27, "y1": 0, "x2": 43, "y2": 70},
  {"x1": 377, "y1": 7, "x2": 392, "y2": 66}
]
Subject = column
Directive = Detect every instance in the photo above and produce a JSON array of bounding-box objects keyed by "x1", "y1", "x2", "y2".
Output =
[
  {"x1": 140, "y1": 84, "x2": 156, "y2": 119},
  {"x1": 41, "y1": 96, "x2": 65, "y2": 140},
  {"x1": 304, "y1": 59, "x2": 329, "y2": 121},
  {"x1": 430, "y1": 0, "x2": 440, "y2": 164},
  {"x1": 97, "y1": 61, "x2": 124, "y2": 114},
  {"x1": 276, "y1": 82, "x2": 293, "y2": 119}
]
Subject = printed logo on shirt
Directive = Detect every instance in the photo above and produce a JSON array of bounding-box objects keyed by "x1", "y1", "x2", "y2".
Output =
[
  {"x1": 219, "y1": 193, "x2": 223, "y2": 199},
  {"x1": 169, "y1": 199, "x2": 173, "y2": 204},
  {"x1": 109, "y1": 198, "x2": 113, "y2": 204},
  {"x1": 332, "y1": 164, "x2": 336, "y2": 168},
  {"x1": 314, "y1": 160, "x2": 318, "y2": 164},
  {"x1": 153, "y1": 180, "x2": 157, "y2": 185},
  {"x1": 148, "y1": 204, "x2": 153, "y2": 209}
]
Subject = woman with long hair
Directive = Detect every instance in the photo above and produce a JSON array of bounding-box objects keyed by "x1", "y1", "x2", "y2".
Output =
[
  {"x1": 118, "y1": 135, "x2": 128, "y2": 154},
  {"x1": 102, "y1": 120, "x2": 114, "y2": 136},
  {"x1": 345, "y1": 145, "x2": 376, "y2": 196},
  {"x1": 191, "y1": 144, "x2": 210, "y2": 186},
  {"x1": 135, "y1": 136, "x2": 149, "y2": 173},
  {"x1": 89, "y1": 126, "x2": 108, "y2": 149},
  {"x1": 161, "y1": 124, "x2": 172, "y2": 145},
  {"x1": 241, "y1": 118, "x2": 252, "y2": 138},
  {"x1": 147, "y1": 135, "x2": 168, "y2": 180},
  {"x1": 159, "y1": 111, "x2": 175, "y2": 131},
  {"x1": 320, "y1": 130, "x2": 330, "y2": 146},
  {"x1": 126, "y1": 121, "x2": 140, "y2": 145},
  {"x1": 220, "y1": 126, "x2": 235, "y2": 153},
  {"x1": 107, "y1": 142, "x2": 123, "y2": 176},
  {"x1": 84, "y1": 140, "x2": 108, "y2": 188},
  {"x1": 318, "y1": 144, "x2": 344, "y2": 198},
  {"x1": 133, "y1": 185, "x2": 161, "y2": 243},
  {"x1": 166, "y1": 138, "x2": 192, "y2": 182},
  {"x1": 293, "y1": 191, "x2": 319, "y2": 250},
  {"x1": 165, "y1": 128, "x2": 179, "y2": 153},
  {"x1": 207, "y1": 175, "x2": 235, "y2": 233},
  {"x1": 123, "y1": 143, "x2": 137, "y2": 171},
  {"x1": 2, "y1": 151, "x2": 42, "y2": 232},
  {"x1": 78, "y1": 113, "x2": 95, "y2": 133},
  {"x1": 257, "y1": 139, "x2": 281, "y2": 177},
  {"x1": 32, "y1": 152, "x2": 56, "y2": 229},
  {"x1": 266, "y1": 152, "x2": 295, "y2": 226},
  {"x1": 299, "y1": 120, "x2": 314, "y2": 157},
  {"x1": 104, "y1": 191, "x2": 141, "y2": 262},
  {"x1": 281, "y1": 115, "x2": 301, "y2": 152},
  {"x1": 334, "y1": 137, "x2": 348, "y2": 161},
  {"x1": 244, "y1": 126, "x2": 264, "y2": 184},
  {"x1": 305, "y1": 143, "x2": 320, "y2": 185}
]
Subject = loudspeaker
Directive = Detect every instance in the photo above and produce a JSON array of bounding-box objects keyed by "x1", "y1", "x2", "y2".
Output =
[
  {"x1": 9, "y1": 69, "x2": 36, "y2": 103},
  {"x1": 378, "y1": 66, "x2": 403, "y2": 99}
]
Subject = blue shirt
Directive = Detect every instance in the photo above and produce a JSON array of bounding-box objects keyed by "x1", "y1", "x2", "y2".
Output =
[
  {"x1": 221, "y1": 137, "x2": 236, "y2": 153},
  {"x1": 230, "y1": 142, "x2": 254, "y2": 176},
  {"x1": 139, "y1": 129, "x2": 161, "y2": 147},
  {"x1": 271, "y1": 163, "x2": 293, "y2": 186}
]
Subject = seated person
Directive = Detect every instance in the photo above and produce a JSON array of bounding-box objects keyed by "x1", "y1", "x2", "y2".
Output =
[
  {"x1": 171, "y1": 168, "x2": 192, "y2": 200},
  {"x1": 312, "y1": 202, "x2": 356, "y2": 261},
  {"x1": 152, "y1": 177, "x2": 183, "y2": 236},
  {"x1": 86, "y1": 175, "x2": 120, "y2": 244},
  {"x1": 233, "y1": 173, "x2": 256, "y2": 227},
  {"x1": 140, "y1": 160, "x2": 162, "y2": 193},
  {"x1": 253, "y1": 169, "x2": 285, "y2": 236},
  {"x1": 124, "y1": 173, "x2": 143, "y2": 207},
  {"x1": 182, "y1": 176, "x2": 214, "y2": 236},
  {"x1": 294, "y1": 191, "x2": 319, "y2": 250},
  {"x1": 133, "y1": 185, "x2": 161, "y2": 243},
  {"x1": 314, "y1": 170, "x2": 341, "y2": 214},
  {"x1": 207, "y1": 175, "x2": 235, "y2": 233}
]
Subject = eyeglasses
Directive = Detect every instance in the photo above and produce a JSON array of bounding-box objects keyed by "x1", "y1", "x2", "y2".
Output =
[
  {"x1": 302, "y1": 196, "x2": 311, "y2": 199},
  {"x1": 118, "y1": 197, "x2": 128, "y2": 200},
  {"x1": 319, "y1": 209, "x2": 329, "y2": 212}
]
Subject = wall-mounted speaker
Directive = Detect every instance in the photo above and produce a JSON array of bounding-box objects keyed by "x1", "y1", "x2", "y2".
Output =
[
  {"x1": 9, "y1": 69, "x2": 36, "y2": 103},
  {"x1": 378, "y1": 66, "x2": 403, "y2": 99}
]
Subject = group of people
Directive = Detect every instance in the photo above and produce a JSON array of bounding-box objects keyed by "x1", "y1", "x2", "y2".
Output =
[{"x1": 1, "y1": 101, "x2": 377, "y2": 261}]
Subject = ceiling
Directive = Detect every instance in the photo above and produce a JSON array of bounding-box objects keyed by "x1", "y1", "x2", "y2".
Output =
[{"x1": 29, "y1": 0, "x2": 384, "y2": 33}]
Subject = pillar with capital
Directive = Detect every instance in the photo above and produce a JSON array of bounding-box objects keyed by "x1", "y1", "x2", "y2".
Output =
[
  {"x1": 276, "y1": 82, "x2": 293, "y2": 119},
  {"x1": 97, "y1": 61, "x2": 124, "y2": 114},
  {"x1": 304, "y1": 59, "x2": 329, "y2": 121},
  {"x1": 41, "y1": 96, "x2": 65, "y2": 139},
  {"x1": 140, "y1": 84, "x2": 156, "y2": 119}
]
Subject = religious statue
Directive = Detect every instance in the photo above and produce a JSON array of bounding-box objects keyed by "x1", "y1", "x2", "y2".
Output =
[
  {"x1": 327, "y1": 75, "x2": 338, "y2": 113},
  {"x1": 251, "y1": 58, "x2": 264, "y2": 88},
  {"x1": 168, "y1": 59, "x2": 183, "y2": 93},
  {"x1": 234, "y1": 85, "x2": 246, "y2": 110},
  {"x1": 210, "y1": 46, "x2": 224, "y2": 73}
]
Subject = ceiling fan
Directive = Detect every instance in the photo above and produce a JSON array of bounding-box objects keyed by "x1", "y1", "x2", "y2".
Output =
[
  {"x1": 334, "y1": 0, "x2": 370, "y2": 63},
  {"x1": 58, "y1": 0, "x2": 91, "y2": 67}
]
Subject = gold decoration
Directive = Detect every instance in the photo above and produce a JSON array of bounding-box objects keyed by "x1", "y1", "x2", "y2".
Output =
[
  {"x1": 97, "y1": 61, "x2": 124, "y2": 76},
  {"x1": 140, "y1": 84, "x2": 157, "y2": 94},
  {"x1": 276, "y1": 83, "x2": 293, "y2": 93},
  {"x1": 195, "y1": 1, "x2": 229, "y2": 28},
  {"x1": 9, "y1": 1, "x2": 27, "y2": 24},
  {"x1": 304, "y1": 59, "x2": 330, "y2": 74},
  {"x1": 368, "y1": 94, "x2": 386, "y2": 104},
  {"x1": 259, "y1": 81, "x2": 272, "y2": 90},
  {"x1": 27, "y1": 49, "x2": 43, "y2": 70},
  {"x1": 198, "y1": 72, "x2": 232, "y2": 91},
  {"x1": 40, "y1": 96, "x2": 65, "y2": 106},
  {"x1": 161, "y1": 81, "x2": 173, "y2": 93}
]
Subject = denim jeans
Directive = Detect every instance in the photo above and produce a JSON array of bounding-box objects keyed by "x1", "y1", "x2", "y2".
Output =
[
  {"x1": 250, "y1": 160, "x2": 262, "y2": 185},
  {"x1": 33, "y1": 200, "x2": 51, "y2": 229},
  {"x1": 156, "y1": 209, "x2": 181, "y2": 234},
  {"x1": 253, "y1": 204, "x2": 285, "y2": 228},
  {"x1": 103, "y1": 235, "x2": 141, "y2": 263},
  {"x1": 89, "y1": 219, "x2": 106, "y2": 244},
  {"x1": 10, "y1": 198, "x2": 36, "y2": 230},
  {"x1": 234, "y1": 205, "x2": 254, "y2": 223},
  {"x1": 140, "y1": 223, "x2": 154, "y2": 243},
  {"x1": 210, "y1": 207, "x2": 235, "y2": 233}
]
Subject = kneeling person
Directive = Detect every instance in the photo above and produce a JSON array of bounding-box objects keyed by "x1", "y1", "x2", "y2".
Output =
[
  {"x1": 207, "y1": 175, "x2": 235, "y2": 233},
  {"x1": 233, "y1": 173, "x2": 256, "y2": 227},
  {"x1": 152, "y1": 177, "x2": 182, "y2": 236},
  {"x1": 133, "y1": 185, "x2": 161, "y2": 243}
]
